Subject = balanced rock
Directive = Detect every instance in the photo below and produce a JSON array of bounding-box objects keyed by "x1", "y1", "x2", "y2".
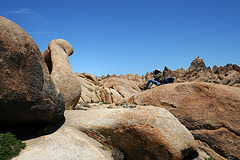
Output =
[
  {"x1": 0, "y1": 16, "x2": 65, "y2": 126},
  {"x1": 68, "y1": 107, "x2": 199, "y2": 160},
  {"x1": 127, "y1": 82, "x2": 240, "y2": 159},
  {"x1": 42, "y1": 39, "x2": 81, "y2": 110}
]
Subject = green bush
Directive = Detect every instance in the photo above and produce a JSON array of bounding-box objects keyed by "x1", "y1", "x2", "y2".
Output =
[{"x1": 0, "y1": 132, "x2": 26, "y2": 160}]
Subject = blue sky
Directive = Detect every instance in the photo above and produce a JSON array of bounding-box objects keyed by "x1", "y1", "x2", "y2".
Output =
[{"x1": 1, "y1": 0, "x2": 240, "y2": 76}]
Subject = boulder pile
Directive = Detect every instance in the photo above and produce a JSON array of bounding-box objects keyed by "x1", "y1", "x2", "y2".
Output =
[
  {"x1": 125, "y1": 82, "x2": 240, "y2": 159},
  {"x1": 1, "y1": 16, "x2": 239, "y2": 160}
]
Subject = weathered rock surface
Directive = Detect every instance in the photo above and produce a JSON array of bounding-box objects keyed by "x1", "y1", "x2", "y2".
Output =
[
  {"x1": 42, "y1": 39, "x2": 81, "y2": 110},
  {"x1": 13, "y1": 111, "x2": 113, "y2": 160},
  {"x1": 76, "y1": 73, "x2": 99, "y2": 103},
  {"x1": 71, "y1": 107, "x2": 199, "y2": 160},
  {"x1": 191, "y1": 128, "x2": 240, "y2": 160},
  {"x1": 0, "y1": 16, "x2": 65, "y2": 126},
  {"x1": 126, "y1": 82, "x2": 240, "y2": 159},
  {"x1": 14, "y1": 107, "x2": 199, "y2": 160},
  {"x1": 102, "y1": 77, "x2": 141, "y2": 98}
]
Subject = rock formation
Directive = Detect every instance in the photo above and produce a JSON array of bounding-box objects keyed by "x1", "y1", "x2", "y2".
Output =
[
  {"x1": 13, "y1": 110, "x2": 113, "y2": 160},
  {"x1": 162, "y1": 57, "x2": 239, "y2": 86},
  {"x1": 14, "y1": 107, "x2": 200, "y2": 160},
  {"x1": 187, "y1": 56, "x2": 207, "y2": 71},
  {"x1": 0, "y1": 16, "x2": 65, "y2": 126},
  {"x1": 125, "y1": 82, "x2": 240, "y2": 159},
  {"x1": 100, "y1": 57, "x2": 240, "y2": 88},
  {"x1": 42, "y1": 39, "x2": 81, "y2": 110},
  {"x1": 67, "y1": 107, "x2": 199, "y2": 160},
  {"x1": 102, "y1": 77, "x2": 141, "y2": 98},
  {"x1": 76, "y1": 74, "x2": 141, "y2": 104},
  {"x1": 76, "y1": 73, "x2": 100, "y2": 103}
]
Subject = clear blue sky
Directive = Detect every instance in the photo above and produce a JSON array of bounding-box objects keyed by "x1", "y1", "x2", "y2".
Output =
[{"x1": 1, "y1": 0, "x2": 240, "y2": 76}]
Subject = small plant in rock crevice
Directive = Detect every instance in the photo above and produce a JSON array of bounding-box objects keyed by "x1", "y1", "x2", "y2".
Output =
[{"x1": 0, "y1": 132, "x2": 26, "y2": 160}]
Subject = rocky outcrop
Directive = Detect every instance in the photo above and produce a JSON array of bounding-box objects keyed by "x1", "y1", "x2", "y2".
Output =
[
  {"x1": 163, "y1": 57, "x2": 239, "y2": 86},
  {"x1": 101, "y1": 73, "x2": 147, "y2": 88},
  {"x1": 76, "y1": 75, "x2": 141, "y2": 104},
  {"x1": 0, "y1": 16, "x2": 65, "y2": 126},
  {"x1": 100, "y1": 57, "x2": 240, "y2": 88},
  {"x1": 187, "y1": 56, "x2": 207, "y2": 71},
  {"x1": 76, "y1": 73, "x2": 99, "y2": 103},
  {"x1": 42, "y1": 39, "x2": 81, "y2": 110},
  {"x1": 67, "y1": 107, "x2": 199, "y2": 160},
  {"x1": 101, "y1": 77, "x2": 141, "y2": 98},
  {"x1": 213, "y1": 63, "x2": 240, "y2": 76},
  {"x1": 125, "y1": 82, "x2": 240, "y2": 159}
]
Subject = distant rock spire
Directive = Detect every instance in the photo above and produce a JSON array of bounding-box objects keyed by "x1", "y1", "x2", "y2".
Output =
[{"x1": 187, "y1": 56, "x2": 207, "y2": 71}]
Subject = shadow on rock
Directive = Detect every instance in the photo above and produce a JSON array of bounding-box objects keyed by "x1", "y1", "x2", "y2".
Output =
[{"x1": 0, "y1": 116, "x2": 65, "y2": 141}]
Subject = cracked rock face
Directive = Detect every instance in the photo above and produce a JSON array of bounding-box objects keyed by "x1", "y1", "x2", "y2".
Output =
[
  {"x1": 70, "y1": 106, "x2": 199, "y2": 160},
  {"x1": 126, "y1": 82, "x2": 240, "y2": 159},
  {"x1": 0, "y1": 16, "x2": 65, "y2": 126},
  {"x1": 42, "y1": 39, "x2": 81, "y2": 110}
]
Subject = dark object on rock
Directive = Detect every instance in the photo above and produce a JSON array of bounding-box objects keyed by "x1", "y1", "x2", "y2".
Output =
[{"x1": 0, "y1": 16, "x2": 65, "y2": 127}]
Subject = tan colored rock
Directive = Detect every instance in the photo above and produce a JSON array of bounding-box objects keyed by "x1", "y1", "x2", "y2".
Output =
[
  {"x1": 77, "y1": 74, "x2": 96, "y2": 103},
  {"x1": 68, "y1": 107, "x2": 199, "y2": 160},
  {"x1": 91, "y1": 91, "x2": 99, "y2": 103},
  {"x1": 109, "y1": 88, "x2": 123, "y2": 103},
  {"x1": 102, "y1": 77, "x2": 141, "y2": 98},
  {"x1": 0, "y1": 16, "x2": 64, "y2": 126},
  {"x1": 99, "y1": 87, "x2": 107, "y2": 102},
  {"x1": 42, "y1": 39, "x2": 81, "y2": 109},
  {"x1": 126, "y1": 82, "x2": 240, "y2": 159},
  {"x1": 77, "y1": 72, "x2": 99, "y2": 85}
]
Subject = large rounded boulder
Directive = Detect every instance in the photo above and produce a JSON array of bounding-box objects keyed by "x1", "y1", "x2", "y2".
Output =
[
  {"x1": 0, "y1": 16, "x2": 65, "y2": 126},
  {"x1": 67, "y1": 106, "x2": 199, "y2": 160}
]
